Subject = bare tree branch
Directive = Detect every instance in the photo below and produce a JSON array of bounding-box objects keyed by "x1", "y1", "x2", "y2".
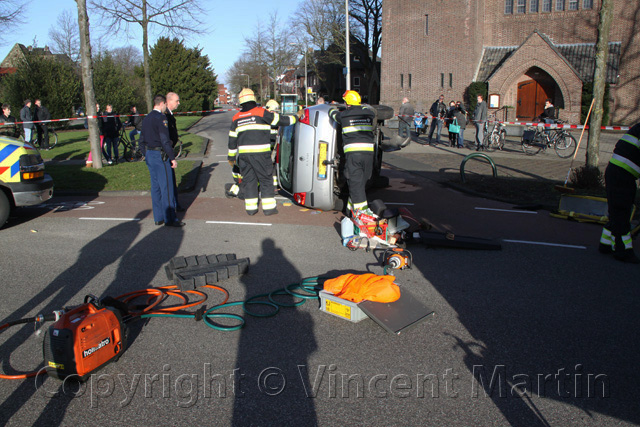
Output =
[{"x1": 48, "y1": 10, "x2": 81, "y2": 62}]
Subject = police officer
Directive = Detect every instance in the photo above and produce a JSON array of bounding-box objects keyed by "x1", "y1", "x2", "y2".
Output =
[
  {"x1": 328, "y1": 90, "x2": 376, "y2": 214},
  {"x1": 165, "y1": 92, "x2": 184, "y2": 211},
  {"x1": 228, "y1": 89, "x2": 297, "y2": 215},
  {"x1": 141, "y1": 94, "x2": 184, "y2": 227},
  {"x1": 599, "y1": 123, "x2": 640, "y2": 263}
]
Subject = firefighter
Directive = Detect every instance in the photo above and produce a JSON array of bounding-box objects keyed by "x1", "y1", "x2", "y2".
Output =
[
  {"x1": 328, "y1": 90, "x2": 377, "y2": 215},
  {"x1": 228, "y1": 89, "x2": 297, "y2": 215},
  {"x1": 599, "y1": 123, "x2": 640, "y2": 263},
  {"x1": 265, "y1": 99, "x2": 280, "y2": 187}
]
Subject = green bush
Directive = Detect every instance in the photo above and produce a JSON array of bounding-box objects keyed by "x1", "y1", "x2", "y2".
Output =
[
  {"x1": 465, "y1": 82, "x2": 488, "y2": 114},
  {"x1": 581, "y1": 82, "x2": 610, "y2": 125},
  {"x1": 570, "y1": 165, "x2": 604, "y2": 189}
]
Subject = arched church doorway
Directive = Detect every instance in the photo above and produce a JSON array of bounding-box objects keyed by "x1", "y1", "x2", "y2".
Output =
[{"x1": 516, "y1": 67, "x2": 561, "y2": 121}]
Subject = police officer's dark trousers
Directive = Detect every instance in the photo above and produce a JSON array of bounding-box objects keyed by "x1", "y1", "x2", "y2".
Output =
[
  {"x1": 345, "y1": 151, "x2": 373, "y2": 210},
  {"x1": 601, "y1": 164, "x2": 636, "y2": 253},
  {"x1": 239, "y1": 152, "x2": 277, "y2": 215},
  {"x1": 145, "y1": 150, "x2": 177, "y2": 223}
]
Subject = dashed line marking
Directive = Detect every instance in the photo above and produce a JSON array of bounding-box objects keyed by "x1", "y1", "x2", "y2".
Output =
[
  {"x1": 79, "y1": 217, "x2": 140, "y2": 221},
  {"x1": 475, "y1": 207, "x2": 538, "y2": 214},
  {"x1": 206, "y1": 221, "x2": 272, "y2": 226}
]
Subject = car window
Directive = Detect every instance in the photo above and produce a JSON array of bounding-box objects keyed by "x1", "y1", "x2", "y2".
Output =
[{"x1": 278, "y1": 124, "x2": 295, "y2": 192}]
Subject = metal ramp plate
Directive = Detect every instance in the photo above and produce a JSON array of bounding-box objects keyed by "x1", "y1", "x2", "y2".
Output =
[{"x1": 358, "y1": 288, "x2": 434, "y2": 335}]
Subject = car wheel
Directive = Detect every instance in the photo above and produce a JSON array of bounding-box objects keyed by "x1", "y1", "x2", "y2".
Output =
[{"x1": 0, "y1": 190, "x2": 10, "y2": 229}]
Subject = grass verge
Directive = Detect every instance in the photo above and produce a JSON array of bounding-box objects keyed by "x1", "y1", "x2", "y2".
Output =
[
  {"x1": 46, "y1": 161, "x2": 198, "y2": 192},
  {"x1": 40, "y1": 116, "x2": 205, "y2": 161}
]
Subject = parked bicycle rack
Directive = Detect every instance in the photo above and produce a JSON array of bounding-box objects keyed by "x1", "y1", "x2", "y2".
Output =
[{"x1": 460, "y1": 153, "x2": 498, "y2": 183}]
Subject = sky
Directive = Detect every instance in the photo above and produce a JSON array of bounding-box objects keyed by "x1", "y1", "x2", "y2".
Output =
[{"x1": 0, "y1": 0, "x2": 296, "y2": 86}]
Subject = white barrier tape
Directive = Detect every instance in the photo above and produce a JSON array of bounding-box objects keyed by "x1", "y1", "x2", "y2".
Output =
[
  {"x1": 0, "y1": 108, "x2": 240, "y2": 127},
  {"x1": 394, "y1": 114, "x2": 630, "y2": 131}
]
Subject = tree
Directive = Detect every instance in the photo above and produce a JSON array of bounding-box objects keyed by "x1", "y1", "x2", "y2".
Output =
[
  {"x1": 586, "y1": 0, "x2": 614, "y2": 169},
  {"x1": 75, "y1": 0, "x2": 103, "y2": 169},
  {"x1": 48, "y1": 10, "x2": 81, "y2": 63},
  {"x1": 148, "y1": 37, "x2": 218, "y2": 112},
  {"x1": 0, "y1": 54, "x2": 82, "y2": 120},
  {"x1": 93, "y1": 51, "x2": 145, "y2": 114},
  {"x1": 246, "y1": 12, "x2": 298, "y2": 100},
  {"x1": 291, "y1": 0, "x2": 346, "y2": 97},
  {"x1": 349, "y1": 0, "x2": 382, "y2": 103},
  {"x1": 0, "y1": 0, "x2": 26, "y2": 38},
  {"x1": 89, "y1": 0, "x2": 206, "y2": 112}
]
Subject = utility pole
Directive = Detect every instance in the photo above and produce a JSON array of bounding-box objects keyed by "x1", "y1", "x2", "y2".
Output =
[{"x1": 345, "y1": 0, "x2": 351, "y2": 91}]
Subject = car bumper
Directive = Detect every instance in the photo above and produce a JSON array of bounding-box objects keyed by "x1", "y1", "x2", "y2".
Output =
[{"x1": 10, "y1": 174, "x2": 54, "y2": 206}]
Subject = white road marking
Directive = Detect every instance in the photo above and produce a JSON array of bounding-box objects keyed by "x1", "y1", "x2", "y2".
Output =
[
  {"x1": 503, "y1": 239, "x2": 586, "y2": 249},
  {"x1": 79, "y1": 217, "x2": 140, "y2": 221},
  {"x1": 475, "y1": 207, "x2": 538, "y2": 214},
  {"x1": 206, "y1": 221, "x2": 272, "y2": 226}
]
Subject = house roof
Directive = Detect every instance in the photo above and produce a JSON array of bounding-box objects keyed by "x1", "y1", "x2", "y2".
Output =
[{"x1": 477, "y1": 37, "x2": 620, "y2": 84}]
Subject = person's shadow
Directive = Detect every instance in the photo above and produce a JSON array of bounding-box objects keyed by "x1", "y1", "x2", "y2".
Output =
[
  {"x1": 0, "y1": 212, "x2": 147, "y2": 425},
  {"x1": 232, "y1": 239, "x2": 318, "y2": 425}
]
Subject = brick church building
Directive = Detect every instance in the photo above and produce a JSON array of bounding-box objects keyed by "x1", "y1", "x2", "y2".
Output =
[{"x1": 380, "y1": 0, "x2": 639, "y2": 125}]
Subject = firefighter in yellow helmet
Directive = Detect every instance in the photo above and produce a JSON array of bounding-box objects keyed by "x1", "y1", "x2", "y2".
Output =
[
  {"x1": 328, "y1": 90, "x2": 376, "y2": 214},
  {"x1": 228, "y1": 89, "x2": 297, "y2": 215}
]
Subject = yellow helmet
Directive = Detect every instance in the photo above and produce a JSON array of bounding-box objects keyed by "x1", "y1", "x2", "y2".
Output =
[
  {"x1": 265, "y1": 99, "x2": 280, "y2": 112},
  {"x1": 238, "y1": 88, "x2": 256, "y2": 104},
  {"x1": 342, "y1": 90, "x2": 361, "y2": 106}
]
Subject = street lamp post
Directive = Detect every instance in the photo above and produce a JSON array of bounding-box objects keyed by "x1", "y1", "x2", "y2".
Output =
[
  {"x1": 345, "y1": 0, "x2": 351, "y2": 91},
  {"x1": 240, "y1": 73, "x2": 249, "y2": 88},
  {"x1": 289, "y1": 43, "x2": 308, "y2": 108}
]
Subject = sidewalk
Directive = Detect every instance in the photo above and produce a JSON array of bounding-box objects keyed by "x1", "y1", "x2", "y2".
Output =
[{"x1": 380, "y1": 126, "x2": 618, "y2": 185}]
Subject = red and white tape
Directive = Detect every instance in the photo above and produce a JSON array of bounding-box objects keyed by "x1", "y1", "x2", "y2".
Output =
[
  {"x1": 0, "y1": 108, "x2": 239, "y2": 127},
  {"x1": 396, "y1": 114, "x2": 630, "y2": 131}
]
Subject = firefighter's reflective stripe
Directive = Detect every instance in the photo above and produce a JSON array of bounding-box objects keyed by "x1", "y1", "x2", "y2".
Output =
[
  {"x1": 600, "y1": 227, "x2": 614, "y2": 246},
  {"x1": 344, "y1": 143, "x2": 374, "y2": 153},
  {"x1": 0, "y1": 143, "x2": 20, "y2": 179},
  {"x1": 352, "y1": 200, "x2": 368, "y2": 210},
  {"x1": 621, "y1": 133, "x2": 639, "y2": 148},
  {"x1": 610, "y1": 153, "x2": 640, "y2": 178},
  {"x1": 228, "y1": 148, "x2": 238, "y2": 158},
  {"x1": 343, "y1": 125, "x2": 373, "y2": 134},
  {"x1": 622, "y1": 232, "x2": 633, "y2": 250},
  {"x1": 270, "y1": 113, "x2": 280, "y2": 126},
  {"x1": 239, "y1": 144, "x2": 271, "y2": 153},
  {"x1": 232, "y1": 170, "x2": 242, "y2": 179},
  {"x1": 245, "y1": 198, "x2": 259, "y2": 211},
  {"x1": 262, "y1": 198, "x2": 277, "y2": 210},
  {"x1": 229, "y1": 130, "x2": 238, "y2": 138},
  {"x1": 273, "y1": 175, "x2": 278, "y2": 186},
  {"x1": 237, "y1": 124, "x2": 271, "y2": 133}
]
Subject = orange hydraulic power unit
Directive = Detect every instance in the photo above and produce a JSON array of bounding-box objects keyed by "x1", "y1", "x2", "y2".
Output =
[{"x1": 43, "y1": 297, "x2": 127, "y2": 381}]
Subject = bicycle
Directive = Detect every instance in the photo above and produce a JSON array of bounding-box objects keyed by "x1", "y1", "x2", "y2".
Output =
[
  {"x1": 482, "y1": 116, "x2": 506, "y2": 152},
  {"x1": 117, "y1": 126, "x2": 144, "y2": 162},
  {"x1": 30, "y1": 125, "x2": 58, "y2": 150},
  {"x1": 521, "y1": 120, "x2": 577, "y2": 158}
]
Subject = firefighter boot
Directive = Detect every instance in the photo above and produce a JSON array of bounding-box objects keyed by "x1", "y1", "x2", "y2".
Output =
[{"x1": 613, "y1": 234, "x2": 640, "y2": 264}]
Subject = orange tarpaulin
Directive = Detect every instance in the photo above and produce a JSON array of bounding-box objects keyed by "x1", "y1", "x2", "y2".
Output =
[{"x1": 323, "y1": 273, "x2": 401, "y2": 303}]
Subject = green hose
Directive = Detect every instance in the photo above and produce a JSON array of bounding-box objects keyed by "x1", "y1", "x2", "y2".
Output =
[{"x1": 140, "y1": 277, "x2": 323, "y2": 332}]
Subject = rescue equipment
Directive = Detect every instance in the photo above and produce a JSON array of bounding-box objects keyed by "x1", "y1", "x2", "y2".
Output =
[
  {"x1": 323, "y1": 273, "x2": 401, "y2": 303},
  {"x1": 382, "y1": 248, "x2": 413, "y2": 271},
  {"x1": 43, "y1": 295, "x2": 127, "y2": 381}
]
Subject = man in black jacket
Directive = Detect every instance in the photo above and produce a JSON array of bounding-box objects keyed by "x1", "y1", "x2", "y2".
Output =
[
  {"x1": 428, "y1": 95, "x2": 447, "y2": 146},
  {"x1": 34, "y1": 99, "x2": 52, "y2": 149},
  {"x1": 165, "y1": 92, "x2": 183, "y2": 211},
  {"x1": 0, "y1": 104, "x2": 19, "y2": 138},
  {"x1": 101, "y1": 104, "x2": 122, "y2": 164}
]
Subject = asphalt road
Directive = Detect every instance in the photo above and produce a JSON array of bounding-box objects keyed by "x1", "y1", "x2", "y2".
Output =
[{"x1": 0, "y1": 110, "x2": 638, "y2": 426}]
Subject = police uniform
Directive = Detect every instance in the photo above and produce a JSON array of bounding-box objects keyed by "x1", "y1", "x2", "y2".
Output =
[
  {"x1": 329, "y1": 103, "x2": 376, "y2": 212},
  {"x1": 165, "y1": 109, "x2": 183, "y2": 210},
  {"x1": 141, "y1": 109, "x2": 179, "y2": 225},
  {"x1": 599, "y1": 123, "x2": 640, "y2": 263},
  {"x1": 228, "y1": 99, "x2": 296, "y2": 215}
]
